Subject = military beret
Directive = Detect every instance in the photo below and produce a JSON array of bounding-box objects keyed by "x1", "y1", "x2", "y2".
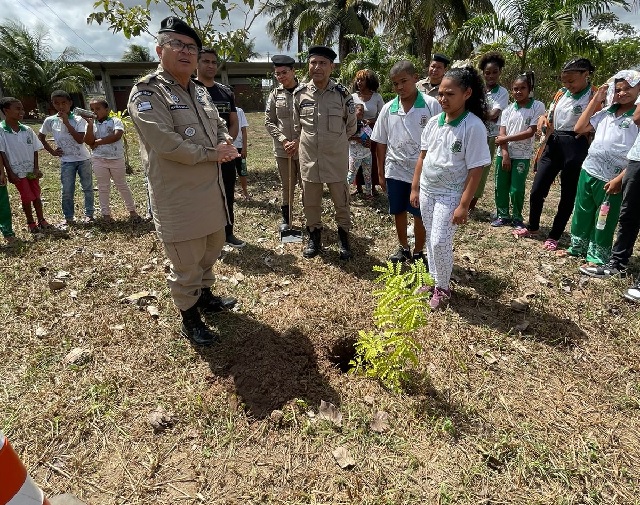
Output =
[
  {"x1": 271, "y1": 55, "x2": 296, "y2": 67},
  {"x1": 158, "y1": 17, "x2": 202, "y2": 50},
  {"x1": 308, "y1": 45, "x2": 337, "y2": 62},
  {"x1": 432, "y1": 53, "x2": 451, "y2": 66}
]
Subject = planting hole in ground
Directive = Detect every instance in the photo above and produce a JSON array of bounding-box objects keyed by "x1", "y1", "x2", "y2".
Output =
[{"x1": 328, "y1": 336, "x2": 357, "y2": 373}]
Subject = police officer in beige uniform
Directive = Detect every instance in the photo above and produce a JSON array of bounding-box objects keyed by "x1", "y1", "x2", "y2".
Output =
[
  {"x1": 264, "y1": 54, "x2": 301, "y2": 231},
  {"x1": 128, "y1": 17, "x2": 240, "y2": 345},
  {"x1": 293, "y1": 46, "x2": 357, "y2": 259},
  {"x1": 416, "y1": 53, "x2": 450, "y2": 98}
]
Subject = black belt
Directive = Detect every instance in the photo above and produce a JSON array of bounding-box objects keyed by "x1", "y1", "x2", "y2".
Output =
[{"x1": 553, "y1": 130, "x2": 578, "y2": 137}]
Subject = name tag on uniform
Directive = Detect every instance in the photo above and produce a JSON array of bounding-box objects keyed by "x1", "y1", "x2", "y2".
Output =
[
  {"x1": 170, "y1": 104, "x2": 189, "y2": 110},
  {"x1": 276, "y1": 96, "x2": 287, "y2": 106},
  {"x1": 131, "y1": 90, "x2": 154, "y2": 101}
]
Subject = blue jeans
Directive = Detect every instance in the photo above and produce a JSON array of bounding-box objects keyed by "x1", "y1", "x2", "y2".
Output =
[{"x1": 61, "y1": 160, "x2": 94, "y2": 220}]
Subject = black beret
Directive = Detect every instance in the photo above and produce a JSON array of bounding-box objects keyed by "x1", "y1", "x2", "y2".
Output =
[
  {"x1": 158, "y1": 17, "x2": 202, "y2": 50},
  {"x1": 432, "y1": 53, "x2": 451, "y2": 66},
  {"x1": 271, "y1": 55, "x2": 296, "y2": 66},
  {"x1": 308, "y1": 45, "x2": 337, "y2": 62}
]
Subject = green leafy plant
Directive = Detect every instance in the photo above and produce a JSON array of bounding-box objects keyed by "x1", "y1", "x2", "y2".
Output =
[{"x1": 350, "y1": 260, "x2": 433, "y2": 392}]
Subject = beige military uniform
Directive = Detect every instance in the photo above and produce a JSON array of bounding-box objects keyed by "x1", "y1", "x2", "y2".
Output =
[
  {"x1": 129, "y1": 65, "x2": 232, "y2": 310},
  {"x1": 265, "y1": 83, "x2": 301, "y2": 205},
  {"x1": 293, "y1": 78, "x2": 357, "y2": 231},
  {"x1": 416, "y1": 77, "x2": 440, "y2": 98}
]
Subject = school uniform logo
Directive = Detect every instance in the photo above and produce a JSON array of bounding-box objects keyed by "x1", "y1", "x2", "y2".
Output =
[
  {"x1": 572, "y1": 105, "x2": 583, "y2": 114},
  {"x1": 420, "y1": 115, "x2": 428, "y2": 127},
  {"x1": 26, "y1": 137, "x2": 32, "y2": 144},
  {"x1": 620, "y1": 119, "x2": 631, "y2": 129},
  {"x1": 450, "y1": 139, "x2": 462, "y2": 153},
  {"x1": 516, "y1": 162, "x2": 526, "y2": 174}
]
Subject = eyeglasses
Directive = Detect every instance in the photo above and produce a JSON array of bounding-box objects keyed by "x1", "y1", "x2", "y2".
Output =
[
  {"x1": 274, "y1": 70, "x2": 291, "y2": 77},
  {"x1": 163, "y1": 39, "x2": 199, "y2": 55}
]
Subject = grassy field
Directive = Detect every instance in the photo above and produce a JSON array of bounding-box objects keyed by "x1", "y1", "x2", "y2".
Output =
[{"x1": 1, "y1": 112, "x2": 639, "y2": 504}]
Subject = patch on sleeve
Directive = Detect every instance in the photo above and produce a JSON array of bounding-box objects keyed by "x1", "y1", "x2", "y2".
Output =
[
  {"x1": 347, "y1": 98, "x2": 355, "y2": 114},
  {"x1": 170, "y1": 104, "x2": 189, "y2": 110},
  {"x1": 336, "y1": 83, "x2": 350, "y2": 98},
  {"x1": 137, "y1": 101, "x2": 153, "y2": 112},
  {"x1": 130, "y1": 90, "x2": 154, "y2": 101}
]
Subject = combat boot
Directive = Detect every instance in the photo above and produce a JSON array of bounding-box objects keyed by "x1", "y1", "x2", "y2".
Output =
[
  {"x1": 279, "y1": 205, "x2": 290, "y2": 232},
  {"x1": 337, "y1": 227, "x2": 353, "y2": 260},
  {"x1": 303, "y1": 227, "x2": 322, "y2": 258},
  {"x1": 198, "y1": 287, "x2": 237, "y2": 315},
  {"x1": 180, "y1": 305, "x2": 219, "y2": 345}
]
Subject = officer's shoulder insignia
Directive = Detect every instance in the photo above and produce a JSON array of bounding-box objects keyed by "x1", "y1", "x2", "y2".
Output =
[
  {"x1": 293, "y1": 83, "x2": 307, "y2": 95},
  {"x1": 136, "y1": 72, "x2": 157, "y2": 86},
  {"x1": 335, "y1": 83, "x2": 350, "y2": 98}
]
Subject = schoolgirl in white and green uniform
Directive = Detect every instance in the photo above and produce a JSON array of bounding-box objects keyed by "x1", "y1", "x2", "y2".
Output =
[{"x1": 566, "y1": 70, "x2": 640, "y2": 266}]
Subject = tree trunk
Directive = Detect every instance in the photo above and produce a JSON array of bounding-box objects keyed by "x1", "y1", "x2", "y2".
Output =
[
  {"x1": 417, "y1": 25, "x2": 435, "y2": 74},
  {"x1": 338, "y1": 26, "x2": 350, "y2": 63}
]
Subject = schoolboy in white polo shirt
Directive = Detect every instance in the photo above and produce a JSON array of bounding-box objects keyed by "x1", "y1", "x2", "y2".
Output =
[
  {"x1": 565, "y1": 71, "x2": 640, "y2": 268},
  {"x1": 0, "y1": 97, "x2": 51, "y2": 233},
  {"x1": 371, "y1": 60, "x2": 441, "y2": 264},
  {"x1": 38, "y1": 90, "x2": 94, "y2": 224}
]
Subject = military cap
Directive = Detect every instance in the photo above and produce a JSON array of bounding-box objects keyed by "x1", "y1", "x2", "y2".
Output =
[
  {"x1": 158, "y1": 17, "x2": 202, "y2": 49},
  {"x1": 271, "y1": 55, "x2": 296, "y2": 67},
  {"x1": 308, "y1": 45, "x2": 337, "y2": 62},
  {"x1": 432, "y1": 53, "x2": 451, "y2": 66}
]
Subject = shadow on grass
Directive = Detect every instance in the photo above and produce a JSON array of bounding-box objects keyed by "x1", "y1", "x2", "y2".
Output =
[
  {"x1": 220, "y1": 242, "x2": 303, "y2": 276},
  {"x1": 452, "y1": 290, "x2": 588, "y2": 348},
  {"x1": 452, "y1": 265, "x2": 515, "y2": 298},
  {"x1": 195, "y1": 312, "x2": 340, "y2": 419}
]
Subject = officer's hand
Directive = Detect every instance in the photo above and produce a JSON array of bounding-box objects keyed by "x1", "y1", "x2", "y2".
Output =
[{"x1": 216, "y1": 143, "x2": 241, "y2": 163}]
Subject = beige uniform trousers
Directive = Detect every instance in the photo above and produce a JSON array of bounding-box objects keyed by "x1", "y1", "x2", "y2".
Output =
[
  {"x1": 302, "y1": 180, "x2": 350, "y2": 231},
  {"x1": 162, "y1": 228, "x2": 226, "y2": 311},
  {"x1": 276, "y1": 156, "x2": 302, "y2": 206}
]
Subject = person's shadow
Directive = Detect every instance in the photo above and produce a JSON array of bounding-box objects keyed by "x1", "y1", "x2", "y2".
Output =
[{"x1": 193, "y1": 312, "x2": 340, "y2": 419}]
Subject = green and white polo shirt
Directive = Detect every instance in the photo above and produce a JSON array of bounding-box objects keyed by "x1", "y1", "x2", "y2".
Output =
[
  {"x1": 486, "y1": 85, "x2": 509, "y2": 137},
  {"x1": 0, "y1": 121, "x2": 43, "y2": 178},
  {"x1": 553, "y1": 86, "x2": 592, "y2": 131},
  {"x1": 39, "y1": 112, "x2": 90, "y2": 162},
  {"x1": 370, "y1": 91, "x2": 441, "y2": 183},
  {"x1": 499, "y1": 98, "x2": 546, "y2": 159},
  {"x1": 420, "y1": 111, "x2": 491, "y2": 196}
]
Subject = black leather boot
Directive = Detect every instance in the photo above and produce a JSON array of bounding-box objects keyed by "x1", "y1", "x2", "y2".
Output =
[
  {"x1": 303, "y1": 227, "x2": 322, "y2": 258},
  {"x1": 337, "y1": 227, "x2": 353, "y2": 260},
  {"x1": 197, "y1": 287, "x2": 237, "y2": 315},
  {"x1": 279, "y1": 205, "x2": 290, "y2": 232},
  {"x1": 180, "y1": 305, "x2": 218, "y2": 345}
]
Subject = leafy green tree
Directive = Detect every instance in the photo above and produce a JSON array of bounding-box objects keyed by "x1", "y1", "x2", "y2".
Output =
[
  {"x1": 453, "y1": 0, "x2": 628, "y2": 73},
  {"x1": 265, "y1": 0, "x2": 314, "y2": 55},
  {"x1": 589, "y1": 12, "x2": 635, "y2": 37},
  {"x1": 122, "y1": 44, "x2": 154, "y2": 62},
  {"x1": 87, "y1": 0, "x2": 267, "y2": 62},
  {"x1": 594, "y1": 37, "x2": 640, "y2": 82},
  {"x1": 377, "y1": 0, "x2": 493, "y2": 71},
  {"x1": 0, "y1": 22, "x2": 94, "y2": 112}
]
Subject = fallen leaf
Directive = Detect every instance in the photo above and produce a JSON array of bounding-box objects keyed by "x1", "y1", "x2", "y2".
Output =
[
  {"x1": 363, "y1": 395, "x2": 375, "y2": 406},
  {"x1": 63, "y1": 347, "x2": 92, "y2": 366},
  {"x1": 370, "y1": 411, "x2": 390, "y2": 433},
  {"x1": 122, "y1": 291, "x2": 157, "y2": 306},
  {"x1": 148, "y1": 406, "x2": 174, "y2": 432},
  {"x1": 476, "y1": 349, "x2": 498, "y2": 365},
  {"x1": 69, "y1": 290, "x2": 78, "y2": 299},
  {"x1": 35, "y1": 326, "x2": 48, "y2": 337},
  {"x1": 93, "y1": 252, "x2": 104, "y2": 258},
  {"x1": 49, "y1": 279, "x2": 67, "y2": 291},
  {"x1": 229, "y1": 277, "x2": 239, "y2": 286},
  {"x1": 270, "y1": 410, "x2": 284, "y2": 425},
  {"x1": 317, "y1": 400, "x2": 342, "y2": 427},
  {"x1": 234, "y1": 272, "x2": 245, "y2": 282},
  {"x1": 332, "y1": 446, "x2": 356, "y2": 469},
  {"x1": 110, "y1": 324, "x2": 125, "y2": 331},
  {"x1": 535, "y1": 275, "x2": 552, "y2": 286},
  {"x1": 511, "y1": 339, "x2": 528, "y2": 353},
  {"x1": 141, "y1": 264, "x2": 154, "y2": 273},
  {"x1": 256, "y1": 237, "x2": 268, "y2": 243},
  {"x1": 146, "y1": 305, "x2": 160, "y2": 319},
  {"x1": 510, "y1": 297, "x2": 529, "y2": 312}
]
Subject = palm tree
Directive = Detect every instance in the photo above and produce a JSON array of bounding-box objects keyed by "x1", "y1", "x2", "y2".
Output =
[
  {"x1": 265, "y1": 0, "x2": 314, "y2": 55},
  {"x1": 377, "y1": 0, "x2": 494, "y2": 68},
  {"x1": 453, "y1": 0, "x2": 629, "y2": 72},
  {"x1": 0, "y1": 22, "x2": 94, "y2": 112},
  {"x1": 122, "y1": 44, "x2": 154, "y2": 62}
]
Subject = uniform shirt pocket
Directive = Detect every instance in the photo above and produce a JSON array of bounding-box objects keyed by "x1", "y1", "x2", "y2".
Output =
[
  {"x1": 172, "y1": 108, "x2": 206, "y2": 144},
  {"x1": 299, "y1": 103, "x2": 316, "y2": 131},
  {"x1": 328, "y1": 107, "x2": 344, "y2": 134}
]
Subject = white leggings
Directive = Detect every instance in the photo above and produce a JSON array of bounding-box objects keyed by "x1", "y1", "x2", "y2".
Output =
[
  {"x1": 419, "y1": 191, "x2": 460, "y2": 290},
  {"x1": 92, "y1": 157, "x2": 136, "y2": 216}
]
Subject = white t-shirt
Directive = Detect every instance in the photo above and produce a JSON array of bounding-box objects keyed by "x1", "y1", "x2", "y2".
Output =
[
  {"x1": 499, "y1": 99, "x2": 546, "y2": 159},
  {"x1": 583, "y1": 105, "x2": 638, "y2": 181},
  {"x1": 91, "y1": 116, "x2": 125, "y2": 159},
  {"x1": 552, "y1": 87, "x2": 593, "y2": 131},
  {"x1": 39, "y1": 113, "x2": 90, "y2": 162},
  {"x1": 233, "y1": 107, "x2": 249, "y2": 150},
  {"x1": 420, "y1": 111, "x2": 492, "y2": 196},
  {"x1": 0, "y1": 122, "x2": 44, "y2": 178},
  {"x1": 371, "y1": 92, "x2": 441, "y2": 183},
  {"x1": 352, "y1": 92, "x2": 385, "y2": 121},
  {"x1": 486, "y1": 85, "x2": 509, "y2": 137}
]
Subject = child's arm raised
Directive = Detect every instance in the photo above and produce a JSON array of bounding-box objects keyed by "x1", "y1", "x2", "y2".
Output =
[
  {"x1": 60, "y1": 113, "x2": 86, "y2": 144},
  {"x1": 84, "y1": 117, "x2": 96, "y2": 147},
  {"x1": 575, "y1": 84, "x2": 608, "y2": 135}
]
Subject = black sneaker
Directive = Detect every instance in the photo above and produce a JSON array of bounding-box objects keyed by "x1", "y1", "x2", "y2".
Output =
[
  {"x1": 412, "y1": 251, "x2": 427, "y2": 265},
  {"x1": 579, "y1": 261, "x2": 626, "y2": 278},
  {"x1": 389, "y1": 246, "x2": 411, "y2": 263},
  {"x1": 624, "y1": 281, "x2": 640, "y2": 303},
  {"x1": 225, "y1": 234, "x2": 246, "y2": 248}
]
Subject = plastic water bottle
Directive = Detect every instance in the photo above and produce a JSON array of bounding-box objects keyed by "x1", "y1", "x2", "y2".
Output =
[
  {"x1": 241, "y1": 159, "x2": 247, "y2": 172},
  {"x1": 596, "y1": 199, "x2": 610, "y2": 230}
]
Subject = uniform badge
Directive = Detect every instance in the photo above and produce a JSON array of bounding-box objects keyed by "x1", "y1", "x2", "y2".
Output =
[
  {"x1": 167, "y1": 17, "x2": 174, "y2": 28},
  {"x1": 420, "y1": 115, "x2": 428, "y2": 127},
  {"x1": 620, "y1": 119, "x2": 631, "y2": 129},
  {"x1": 170, "y1": 94, "x2": 180, "y2": 103},
  {"x1": 572, "y1": 105, "x2": 583, "y2": 114},
  {"x1": 137, "y1": 101, "x2": 153, "y2": 112},
  {"x1": 516, "y1": 162, "x2": 526, "y2": 174},
  {"x1": 131, "y1": 90, "x2": 154, "y2": 101},
  {"x1": 450, "y1": 140, "x2": 462, "y2": 153},
  {"x1": 184, "y1": 127, "x2": 196, "y2": 137},
  {"x1": 27, "y1": 137, "x2": 32, "y2": 144},
  {"x1": 347, "y1": 100, "x2": 355, "y2": 114}
]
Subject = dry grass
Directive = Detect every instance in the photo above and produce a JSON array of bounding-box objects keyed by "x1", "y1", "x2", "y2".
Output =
[{"x1": 1, "y1": 113, "x2": 639, "y2": 505}]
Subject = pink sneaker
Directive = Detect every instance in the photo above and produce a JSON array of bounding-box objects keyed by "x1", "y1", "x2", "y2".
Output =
[{"x1": 430, "y1": 287, "x2": 451, "y2": 310}]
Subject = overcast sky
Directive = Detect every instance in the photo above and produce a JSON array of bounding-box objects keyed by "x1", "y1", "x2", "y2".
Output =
[{"x1": 0, "y1": 0, "x2": 637, "y2": 63}]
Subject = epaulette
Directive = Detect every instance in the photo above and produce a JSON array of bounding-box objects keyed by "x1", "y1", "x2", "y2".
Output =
[
  {"x1": 293, "y1": 82, "x2": 307, "y2": 95},
  {"x1": 335, "y1": 83, "x2": 350, "y2": 98},
  {"x1": 136, "y1": 71, "x2": 159, "y2": 85}
]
